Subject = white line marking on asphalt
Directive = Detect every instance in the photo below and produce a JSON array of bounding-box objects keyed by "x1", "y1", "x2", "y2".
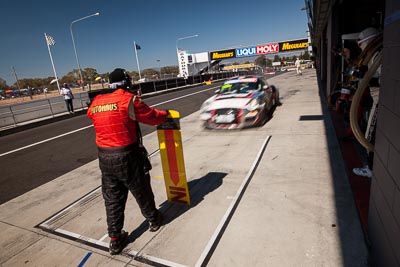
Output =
[
  {"x1": 151, "y1": 86, "x2": 219, "y2": 107},
  {"x1": 0, "y1": 125, "x2": 93, "y2": 157},
  {"x1": 1, "y1": 86, "x2": 218, "y2": 157},
  {"x1": 195, "y1": 136, "x2": 271, "y2": 267}
]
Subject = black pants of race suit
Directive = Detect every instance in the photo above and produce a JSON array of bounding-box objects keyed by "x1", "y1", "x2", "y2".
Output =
[{"x1": 98, "y1": 143, "x2": 158, "y2": 238}]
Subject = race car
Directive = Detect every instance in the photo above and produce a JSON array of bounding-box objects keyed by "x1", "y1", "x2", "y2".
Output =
[{"x1": 200, "y1": 75, "x2": 280, "y2": 129}]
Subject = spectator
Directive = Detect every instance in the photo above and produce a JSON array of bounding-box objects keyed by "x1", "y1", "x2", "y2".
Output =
[
  {"x1": 61, "y1": 83, "x2": 74, "y2": 114},
  {"x1": 352, "y1": 27, "x2": 382, "y2": 178},
  {"x1": 295, "y1": 57, "x2": 302, "y2": 75}
]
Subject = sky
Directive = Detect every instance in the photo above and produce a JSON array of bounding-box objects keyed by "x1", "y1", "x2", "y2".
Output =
[{"x1": 0, "y1": 0, "x2": 308, "y2": 85}]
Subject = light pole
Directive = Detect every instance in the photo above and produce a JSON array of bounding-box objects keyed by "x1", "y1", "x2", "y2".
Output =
[
  {"x1": 156, "y1": 59, "x2": 161, "y2": 79},
  {"x1": 176, "y1": 34, "x2": 199, "y2": 54},
  {"x1": 70, "y1": 12, "x2": 100, "y2": 91},
  {"x1": 176, "y1": 34, "x2": 198, "y2": 78}
]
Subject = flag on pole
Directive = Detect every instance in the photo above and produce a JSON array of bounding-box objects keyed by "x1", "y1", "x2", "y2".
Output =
[
  {"x1": 134, "y1": 41, "x2": 142, "y2": 81},
  {"x1": 44, "y1": 32, "x2": 60, "y2": 93},
  {"x1": 45, "y1": 34, "x2": 55, "y2": 46}
]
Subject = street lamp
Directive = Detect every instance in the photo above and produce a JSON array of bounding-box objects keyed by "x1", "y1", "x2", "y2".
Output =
[
  {"x1": 176, "y1": 34, "x2": 199, "y2": 54},
  {"x1": 176, "y1": 34, "x2": 199, "y2": 77},
  {"x1": 70, "y1": 12, "x2": 100, "y2": 91},
  {"x1": 156, "y1": 59, "x2": 162, "y2": 79}
]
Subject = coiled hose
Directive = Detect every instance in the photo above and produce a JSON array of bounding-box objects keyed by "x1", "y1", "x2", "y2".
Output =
[{"x1": 349, "y1": 51, "x2": 383, "y2": 152}]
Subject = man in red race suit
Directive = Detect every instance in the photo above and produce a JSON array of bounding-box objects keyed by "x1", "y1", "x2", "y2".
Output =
[{"x1": 87, "y1": 68, "x2": 168, "y2": 255}]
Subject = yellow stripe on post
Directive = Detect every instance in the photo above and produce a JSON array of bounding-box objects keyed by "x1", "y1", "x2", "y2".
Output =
[{"x1": 157, "y1": 110, "x2": 190, "y2": 205}]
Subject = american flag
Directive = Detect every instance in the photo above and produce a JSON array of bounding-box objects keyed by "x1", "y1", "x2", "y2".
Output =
[
  {"x1": 46, "y1": 34, "x2": 55, "y2": 46},
  {"x1": 135, "y1": 43, "x2": 141, "y2": 50}
]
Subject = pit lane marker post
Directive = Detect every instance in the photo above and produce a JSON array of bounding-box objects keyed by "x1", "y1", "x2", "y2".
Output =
[{"x1": 157, "y1": 110, "x2": 190, "y2": 205}]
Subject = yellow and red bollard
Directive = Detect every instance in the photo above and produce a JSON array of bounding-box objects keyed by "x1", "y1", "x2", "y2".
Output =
[{"x1": 157, "y1": 110, "x2": 190, "y2": 205}]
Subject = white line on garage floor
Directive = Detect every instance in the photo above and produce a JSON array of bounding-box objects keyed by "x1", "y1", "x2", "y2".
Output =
[{"x1": 195, "y1": 135, "x2": 271, "y2": 267}]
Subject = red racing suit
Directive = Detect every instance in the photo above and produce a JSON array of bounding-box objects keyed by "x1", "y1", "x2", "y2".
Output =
[
  {"x1": 87, "y1": 88, "x2": 167, "y2": 147},
  {"x1": 87, "y1": 88, "x2": 167, "y2": 237}
]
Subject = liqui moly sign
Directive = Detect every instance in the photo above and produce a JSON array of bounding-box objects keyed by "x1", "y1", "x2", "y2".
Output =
[
  {"x1": 236, "y1": 47, "x2": 257, "y2": 57},
  {"x1": 235, "y1": 43, "x2": 279, "y2": 57},
  {"x1": 256, "y1": 43, "x2": 279, "y2": 54}
]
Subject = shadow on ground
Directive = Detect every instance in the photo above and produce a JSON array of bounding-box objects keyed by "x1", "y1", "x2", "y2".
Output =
[{"x1": 127, "y1": 172, "x2": 227, "y2": 243}]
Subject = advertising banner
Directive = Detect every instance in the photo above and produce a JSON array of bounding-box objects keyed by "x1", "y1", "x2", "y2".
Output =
[
  {"x1": 210, "y1": 49, "x2": 236, "y2": 60},
  {"x1": 279, "y1": 39, "x2": 308, "y2": 52},
  {"x1": 256, "y1": 43, "x2": 279, "y2": 54},
  {"x1": 178, "y1": 50, "x2": 189, "y2": 78},
  {"x1": 187, "y1": 54, "x2": 193, "y2": 64},
  {"x1": 223, "y1": 63, "x2": 254, "y2": 70},
  {"x1": 157, "y1": 110, "x2": 190, "y2": 206},
  {"x1": 194, "y1": 52, "x2": 209, "y2": 63},
  {"x1": 236, "y1": 47, "x2": 257, "y2": 57},
  {"x1": 207, "y1": 38, "x2": 308, "y2": 60}
]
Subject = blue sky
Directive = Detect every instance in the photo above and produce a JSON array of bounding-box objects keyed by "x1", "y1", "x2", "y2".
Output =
[{"x1": 0, "y1": 0, "x2": 308, "y2": 85}]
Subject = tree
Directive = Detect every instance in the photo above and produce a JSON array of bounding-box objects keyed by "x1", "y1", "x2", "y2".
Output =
[
  {"x1": 159, "y1": 66, "x2": 178, "y2": 77},
  {"x1": 95, "y1": 72, "x2": 109, "y2": 84},
  {"x1": 62, "y1": 69, "x2": 82, "y2": 84},
  {"x1": 0, "y1": 78, "x2": 8, "y2": 90},
  {"x1": 302, "y1": 51, "x2": 310, "y2": 60},
  {"x1": 266, "y1": 58, "x2": 273, "y2": 67},
  {"x1": 15, "y1": 78, "x2": 52, "y2": 89},
  {"x1": 82, "y1": 68, "x2": 98, "y2": 85},
  {"x1": 141, "y1": 68, "x2": 158, "y2": 79},
  {"x1": 254, "y1": 55, "x2": 267, "y2": 68},
  {"x1": 128, "y1": 71, "x2": 140, "y2": 80},
  {"x1": 0, "y1": 64, "x2": 182, "y2": 94}
]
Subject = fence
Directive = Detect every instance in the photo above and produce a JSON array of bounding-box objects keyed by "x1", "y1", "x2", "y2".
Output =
[
  {"x1": 138, "y1": 72, "x2": 235, "y2": 94},
  {"x1": 0, "y1": 92, "x2": 90, "y2": 128}
]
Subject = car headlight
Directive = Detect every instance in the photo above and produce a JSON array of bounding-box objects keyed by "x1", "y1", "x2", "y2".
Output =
[
  {"x1": 200, "y1": 101, "x2": 211, "y2": 113},
  {"x1": 200, "y1": 101, "x2": 212, "y2": 120},
  {"x1": 246, "y1": 99, "x2": 260, "y2": 111}
]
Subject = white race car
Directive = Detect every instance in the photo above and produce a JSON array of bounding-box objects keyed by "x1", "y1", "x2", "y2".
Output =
[{"x1": 200, "y1": 75, "x2": 279, "y2": 129}]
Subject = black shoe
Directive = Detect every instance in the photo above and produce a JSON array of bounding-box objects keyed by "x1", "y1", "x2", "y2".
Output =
[
  {"x1": 109, "y1": 230, "x2": 128, "y2": 255},
  {"x1": 149, "y1": 212, "x2": 163, "y2": 232}
]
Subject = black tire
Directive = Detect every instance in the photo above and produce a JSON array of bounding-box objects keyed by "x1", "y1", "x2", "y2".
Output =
[{"x1": 275, "y1": 91, "x2": 281, "y2": 106}]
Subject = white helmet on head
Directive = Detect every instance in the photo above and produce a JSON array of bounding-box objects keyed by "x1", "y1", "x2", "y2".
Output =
[{"x1": 357, "y1": 27, "x2": 380, "y2": 47}]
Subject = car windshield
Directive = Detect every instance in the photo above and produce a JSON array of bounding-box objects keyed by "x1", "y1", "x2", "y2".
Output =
[{"x1": 219, "y1": 82, "x2": 259, "y2": 94}]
